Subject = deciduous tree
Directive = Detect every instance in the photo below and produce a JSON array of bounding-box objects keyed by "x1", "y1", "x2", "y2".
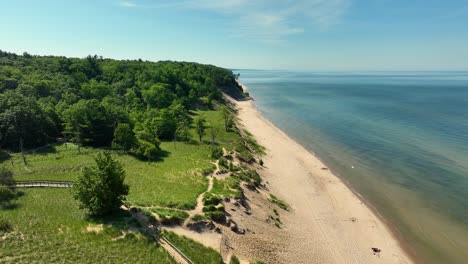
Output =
[{"x1": 73, "y1": 152, "x2": 129, "y2": 216}]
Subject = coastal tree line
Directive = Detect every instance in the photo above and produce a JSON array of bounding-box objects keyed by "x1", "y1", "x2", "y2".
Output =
[{"x1": 0, "y1": 50, "x2": 243, "y2": 161}]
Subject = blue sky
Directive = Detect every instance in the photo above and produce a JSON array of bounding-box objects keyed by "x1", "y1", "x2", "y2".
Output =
[{"x1": 1, "y1": 0, "x2": 468, "y2": 70}]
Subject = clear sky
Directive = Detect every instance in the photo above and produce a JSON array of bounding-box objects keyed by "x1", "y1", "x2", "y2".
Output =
[{"x1": 1, "y1": 0, "x2": 468, "y2": 70}]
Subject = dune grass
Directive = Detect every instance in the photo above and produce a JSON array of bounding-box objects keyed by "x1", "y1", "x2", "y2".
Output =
[
  {"x1": 0, "y1": 188, "x2": 175, "y2": 264},
  {"x1": 145, "y1": 208, "x2": 190, "y2": 225},
  {"x1": 210, "y1": 177, "x2": 242, "y2": 199},
  {"x1": 162, "y1": 230, "x2": 223, "y2": 264},
  {"x1": 269, "y1": 194, "x2": 289, "y2": 211}
]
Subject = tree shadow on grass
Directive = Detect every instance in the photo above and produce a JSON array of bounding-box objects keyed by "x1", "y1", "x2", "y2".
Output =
[
  {"x1": 185, "y1": 139, "x2": 202, "y2": 145},
  {"x1": 0, "y1": 149, "x2": 11, "y2": 163},
  {"x1": 0, "y1": 190, "x2": 25, "y2": 211},
  {"x1": 27, "y1": 144, "x2": 57, "y2": 155},
  {"x1": 128, "y1": 149, "x2": 171, "y2": 163}
]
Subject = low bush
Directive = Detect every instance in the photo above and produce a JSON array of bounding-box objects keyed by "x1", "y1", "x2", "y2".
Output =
[
  {"x1": 201, "y1": 164, "x2": 217, "y2": 176},
  {"x1": 203, "y1": 193, "x2": 222, "y2": 206},
  {"x1": 230, "y1": 255, "x2": 240, "y2": 264},
  {"x1": 236, "y1": 169, "x2": 262, "y2": 188},
  {"x1": 191, "y1": 214, "x2": 205, "y2": 222},
  {"x1": 269, "y1": 194, "x2": 289, "y2": 211},
  {"x1": 205, "y1": 211, "x2": 225, "y2": 222},
  {"x1": 148, "y1": 208, "x2": 189, "y2": 225},
  {"x1": 0, "y1": 186, "x2": 16, "y2": 207},
  {"x1": 0, "y1": 219, "x2": 13, "y2": 233},
  {"x1": 211, "y1": 146, "x2": 223, "y2": 159},
  {"x1": 202, "y1": 196, "x2": 225, "y2": 222}
]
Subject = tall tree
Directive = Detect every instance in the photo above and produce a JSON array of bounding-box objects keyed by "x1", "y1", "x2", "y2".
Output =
[
  {"x1": 133, "y1": 130, "x2": 161, "y2": 161},
  {"x1": 112, "y1": 123, "x2": 137, "y2": 152},
  {"x1": 0, "y1": 91, "x2": 54, "y2": 164},
  {"x1": 210, "y1": 124, "x2": 219, "y2": 150},
  {"x1": 142, "y1": 83, "x2": 175, "y2": 109},
  {"x1": 63, "y1": 99, "x2": 113, "y2": 148},
  {"x1": 195, "y1": 114, "x2": 206, "y2": 142}
]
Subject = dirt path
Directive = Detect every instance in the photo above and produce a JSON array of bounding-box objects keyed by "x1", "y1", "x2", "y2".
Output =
[{"x1": 183, "y1": 161, "x2": 217, "y2": 226}]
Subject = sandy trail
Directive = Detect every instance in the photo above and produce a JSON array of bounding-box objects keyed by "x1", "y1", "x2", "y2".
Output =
[
  {"x1": 183, "y1": 162, "x2": 216, "y2": 226},
  {"x1": 232, "y1": 97, "x2": 414, "y2": 264}
]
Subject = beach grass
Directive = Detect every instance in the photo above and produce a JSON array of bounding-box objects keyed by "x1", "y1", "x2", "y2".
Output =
[
  {"x1": 145, "y1": 208, "x2": 190, "y2": 225},
  {"x1": 162, "y1": 230, "x2": 223, "y2": 264},
  {"x1": 210, "y1": 177, "x2": 242, "y2": 199},
  {"x1": 0, "y1": 188, "x2": 175, "y2": 264},
  {"x1": 269, "y1": 194, "x2": 289, "y2": 211}
]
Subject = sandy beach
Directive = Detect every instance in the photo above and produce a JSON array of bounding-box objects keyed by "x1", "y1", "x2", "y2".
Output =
[{"x1": 228, "y1": 90, "x2": 414, "y2": 263}]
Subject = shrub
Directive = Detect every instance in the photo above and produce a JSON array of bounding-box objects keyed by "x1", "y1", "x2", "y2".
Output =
[
  {"x1": 149, "y1": 208, "x2": 189, "y2": 225},
  {"x1": 192, "y1": 214, "x2": 205, "y2": 222},
  {"x1": 203, "y1": 193, "x2": 222, "y2": 206},
  {"x1": 218, "y1": 157, "x2": 228, "y2": 171},
  {"x1": 211, "y1": 146, "x2": 223, "y2": 159},
  {"x1": 0, "y1": 219, "x2": 13, "y2": 233},
  {"x1": 201, "y1": 164, "x2": 216, "y2": 176},
  {"x1": 237, "y1": 149, "x2": 255, "y2": 163},
  {"x1": 205, "y1": 211, "x2": 225, "y2": 222},
  {"x1": 0, "y1": 186, "x2": 16, "y2": 207},
  {"x1": 251, "y1": 261, "x2": 265, "y2": 264},
  {"x1": 230, "y1": 256, "x2": 240, "y2": 264},
  {"x1": 202, "y1": 205, "x2": 217, "y2": 213},
  {"x1": 112, "y1": 123, "x2": 137, "y2": 151},
  {"x1": 259, "y1": 159, "x2": 264, "y2": 166},
  {"x1": 0, "y1": 166, "x2": 15, "y2": 190},
  {"x1": 236, "y1": 169, "x2": 262, "y2": 188},
  {"x1": 73, "y1": 152, "x2": 129, "y2": 216}
]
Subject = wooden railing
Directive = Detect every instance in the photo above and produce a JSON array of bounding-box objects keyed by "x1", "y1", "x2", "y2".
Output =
[
  {"x1": 161, "y1": 236, "x2": 194, "y2": 264},
  {"x1": 2, "y1": 180, "x2": 75, "y2": 188}
]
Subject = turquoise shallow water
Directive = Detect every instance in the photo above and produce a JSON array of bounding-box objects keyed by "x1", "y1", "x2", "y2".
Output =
[{"x1": 237, "y1": 70, "x2": 468, "y2": 264}]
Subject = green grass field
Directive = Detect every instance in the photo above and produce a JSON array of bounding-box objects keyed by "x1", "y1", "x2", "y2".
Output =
[
  {"x1": 0, "y1": 110, "x2": 239, "y2": 263},
  {"x1": 6, "y1": 110, "x2": 242, "y2": 209},
  {"x1": 0, "y1": 188, "x2": 176, "y2": 264}
]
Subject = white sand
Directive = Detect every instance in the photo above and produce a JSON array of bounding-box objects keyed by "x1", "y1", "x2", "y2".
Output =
[{"x1": 232, "y1": 96, "x2": 414, "y2": 264}]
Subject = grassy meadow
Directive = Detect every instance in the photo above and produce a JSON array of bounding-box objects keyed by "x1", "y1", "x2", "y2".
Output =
[
  {"x1": 1, "y1": 110, "x2": 238, "y2": 263},
  {"x1": 6, "y1": 110, "x2": 241, "y2": 209},
  {"x1": 0, "y1": 188, "x2": 176, "y2": 263}
]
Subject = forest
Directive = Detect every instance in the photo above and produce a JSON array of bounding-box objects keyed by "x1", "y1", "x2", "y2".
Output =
[{"x1": 0, "y1": 50, "x2": 244, "y2": 159}]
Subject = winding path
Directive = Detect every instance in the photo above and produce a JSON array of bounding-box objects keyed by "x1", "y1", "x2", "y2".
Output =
[{"x1": 183, "y1": 161, "x2": 217, "y2": 226}]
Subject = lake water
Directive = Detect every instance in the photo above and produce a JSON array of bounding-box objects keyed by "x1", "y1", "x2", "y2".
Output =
[{"x1": 237, "y1": 70, "x2": 468, "y2": 264}]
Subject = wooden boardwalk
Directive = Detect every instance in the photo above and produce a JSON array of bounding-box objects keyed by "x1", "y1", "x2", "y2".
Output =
[{"x1": 12, "y1": 180, "x2": 74, "y2": 188}]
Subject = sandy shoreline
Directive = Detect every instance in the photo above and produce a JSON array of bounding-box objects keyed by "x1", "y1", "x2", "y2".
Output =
[{"x1": 230, "y1": 86, "x2": 414, "y2": 263}]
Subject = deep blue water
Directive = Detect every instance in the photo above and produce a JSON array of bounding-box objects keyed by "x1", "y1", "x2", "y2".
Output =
[{"x1": 237, "y1": 70, "x2": 468, "y2": 263}]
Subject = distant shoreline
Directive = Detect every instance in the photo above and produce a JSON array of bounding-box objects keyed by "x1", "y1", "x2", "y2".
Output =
[{"x1": 230, "y1": 83, "x2": 415, "y2": 263}]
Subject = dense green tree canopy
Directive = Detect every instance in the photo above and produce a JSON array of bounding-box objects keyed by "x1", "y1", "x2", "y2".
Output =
[{"x1": 0, "y1": 50, "x2": 244, "y2": 153}]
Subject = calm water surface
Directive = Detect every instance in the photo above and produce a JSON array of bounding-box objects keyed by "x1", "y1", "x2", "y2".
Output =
[{"x1": 237, "y1": 70, "x2": 468, "y2": 264}]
